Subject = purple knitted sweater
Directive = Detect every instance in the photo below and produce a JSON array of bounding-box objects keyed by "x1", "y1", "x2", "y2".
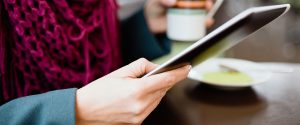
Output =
[{"x1": 0, "y1": 0, "x2": 121, "y2": 102}]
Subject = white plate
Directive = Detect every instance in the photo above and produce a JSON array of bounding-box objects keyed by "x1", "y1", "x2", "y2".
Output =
[{"x1": 188, "y1": 58, "x2": 272, "y2": 88}]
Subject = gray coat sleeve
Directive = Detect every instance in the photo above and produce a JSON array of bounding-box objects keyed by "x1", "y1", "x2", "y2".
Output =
[{"x1": 0, "y1": 88, "x2": 77, "y2": 125}]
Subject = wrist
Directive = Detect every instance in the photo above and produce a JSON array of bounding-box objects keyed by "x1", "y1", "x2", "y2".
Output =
[
  {"x1": 75, "y1": 89, "x2": 88, "y2": 125},
  {"x1": 144, "y1": 4, "x2": 167, "y2": 34}
]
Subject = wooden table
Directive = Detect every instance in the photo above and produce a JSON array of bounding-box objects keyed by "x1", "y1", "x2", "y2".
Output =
[
  {"x1": 144, "y1": 63, "x2": 300, "y2": 125},
  {"x1": 143, "y1": 42, "x2": 300, "y2": 125}
]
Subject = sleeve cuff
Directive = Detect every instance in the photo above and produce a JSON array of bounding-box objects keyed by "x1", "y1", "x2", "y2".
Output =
[
  {"x1": 44, "y1": 88, "x2": 77, "y2": 125},
  {"x1": 0, "y1": 88, "x2": 77, "y2": 125}
]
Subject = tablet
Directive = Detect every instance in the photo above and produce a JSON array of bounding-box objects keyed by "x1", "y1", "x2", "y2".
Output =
[{"x1": 143, "y1": 4, "x2": 290, "y2": 78}]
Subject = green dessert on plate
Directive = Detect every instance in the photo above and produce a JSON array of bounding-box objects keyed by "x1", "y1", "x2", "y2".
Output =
[{"x1": 203, "y1": 71, "x2": 253, "y2": 86}]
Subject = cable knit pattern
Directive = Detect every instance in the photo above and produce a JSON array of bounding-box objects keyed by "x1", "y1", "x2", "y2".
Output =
[{"x1": 0, "y1": 0, "x2": 121, "y2": 102}]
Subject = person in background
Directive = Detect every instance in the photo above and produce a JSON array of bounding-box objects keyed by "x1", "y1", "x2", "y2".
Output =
[{"x1": 0, "y1": 0, "x2": 213, "y2": 124}]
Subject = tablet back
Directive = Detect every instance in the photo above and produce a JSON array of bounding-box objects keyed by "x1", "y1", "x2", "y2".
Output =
[{"x1": 143, "y1": 4, "x2": 290, "y2": 78}]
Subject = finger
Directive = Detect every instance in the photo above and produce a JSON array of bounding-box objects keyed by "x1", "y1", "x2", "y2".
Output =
[
  {"x1": 205, "y1": 18, "x2": 215, "y2": 28},
  {"x1": 138, "y1": 96, "x2": 163, "y2": 122},
  {"x1": 147, "y1": 16, "x2": 167, "y2": 34},
  {"x1": 142, "y1": 65, "x2": 191, "y2": 93},
  {"x1": 206, "y1": 0, "x2": 213, "y2": 10},
  {"x1": 135, "y1": 90, "x2": 166, "y2": 122},
  {"x1": 109, "y1": 58, "x2": 158, "y2": 78},
  {"x1": 160, "y1": 0, "x2": 177, "y2": 7}
]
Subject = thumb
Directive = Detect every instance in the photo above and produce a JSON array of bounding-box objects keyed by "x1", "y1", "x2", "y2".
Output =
[
  {"x1": 109, "y1": 58, "x2": 158, "y2": 78},
  {"x1": 142, "y1": 65, "x2": 191, "y2": 93},
  {"x1": 160, "y1": 0, "x2": 177, "y2": 7}
]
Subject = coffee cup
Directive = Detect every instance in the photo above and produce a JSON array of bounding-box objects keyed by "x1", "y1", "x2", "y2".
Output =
[{"x1": 167, "y1": 0, "x2": 223, "y2": 42}]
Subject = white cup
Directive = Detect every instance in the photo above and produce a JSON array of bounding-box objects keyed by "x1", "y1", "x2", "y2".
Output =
[{"x1": 167, "y1": 0, "x2": 224, "y2": 42}]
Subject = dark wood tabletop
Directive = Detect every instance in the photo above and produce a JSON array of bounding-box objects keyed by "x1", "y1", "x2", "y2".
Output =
[{"x1": 143, "y1": 63, "x2": 300, "y2": 125}]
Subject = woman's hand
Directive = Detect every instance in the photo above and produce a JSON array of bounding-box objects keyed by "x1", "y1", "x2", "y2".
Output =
[
  {"x1": 76, "y1": 58, "x2": 191, "y2": 125},
  {"x1": 145, "y1": 0, "x2": 214, "y2": 34}
]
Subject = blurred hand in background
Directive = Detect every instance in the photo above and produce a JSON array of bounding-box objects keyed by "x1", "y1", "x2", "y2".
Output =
[{"x1": 145, "y1": 0, "x2": 215, "y2": 34}]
